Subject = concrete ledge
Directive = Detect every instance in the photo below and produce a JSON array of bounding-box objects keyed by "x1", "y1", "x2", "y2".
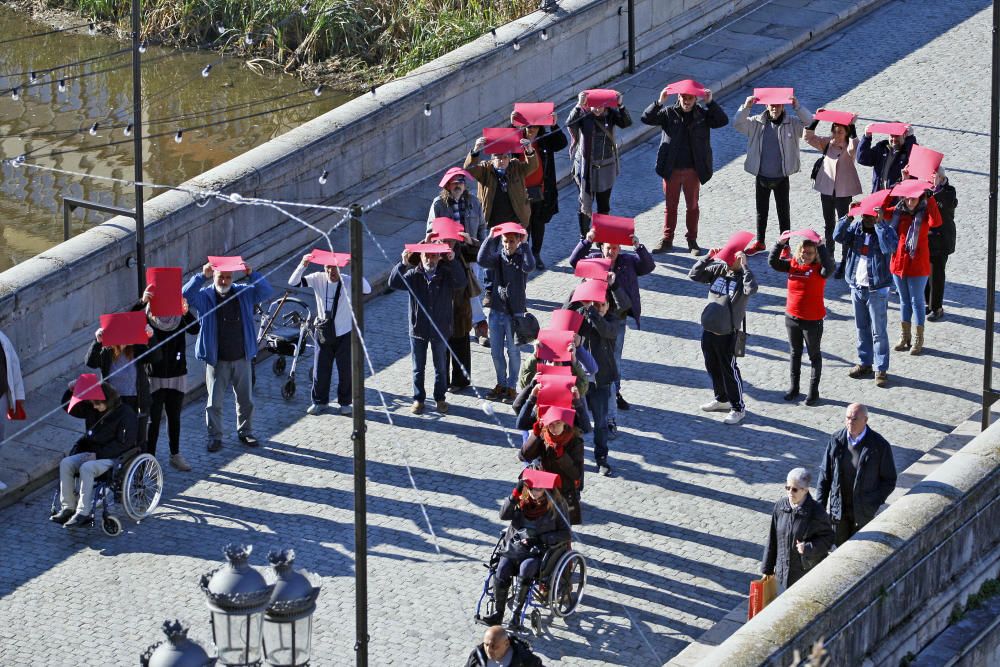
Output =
[{"x1": 693, "y1": 420, "x2": 1000, "y2": 666}]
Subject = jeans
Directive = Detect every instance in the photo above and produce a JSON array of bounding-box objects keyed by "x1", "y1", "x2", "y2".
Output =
[
  {"x1": 205, "y1": 358, "x2": 254, "y2": 439},
  {"x1": 148, "y1": 388, "x2": 184, "y2": 456},
  {"x1": 820, "y1": 194, "x2": 852, "y2": 262},
  {"x1": 312, "y1": 332, "x2": 352, "y2": 406},
  {"x1": 754, "y1": 175, "x2": 791, "y2": 242},
  {"x1": 59, "y1": 452, "x2": 113, "y2": 515},
  {"x1": 700, "y1": 330, "x2": 744, "y2": 411},
  {"x1": 607, "y1": 317, "x2": 627, "y2": 421},
  {"x1": 851, "y1": 286, "x2": 890, "y2": 372},
  {"x1": 488, "y1": 310, "x2": 520, "y2": 388},
  {"x1": 662, "y1": 168, "x2": 701, "y2": 242},
  {"x1": 470, "y1": 263, "x2": 486, "y2": 325},
  {"x1": 410, "y1": 335, "x2": 448, "y2": 402},
  {"x1": 925, "y1": 254, "x2": 948, "y2": 311},
  {"x1": 586, "y1": 383, "x2": 611, "y2": 463},
  {"x1": 893, "y1": 274, "x2": 929, "y2": 326}
]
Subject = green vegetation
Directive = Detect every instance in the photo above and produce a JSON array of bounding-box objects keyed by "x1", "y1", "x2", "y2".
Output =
[
  {"x1": 50, "y1": 0, "x2": 537, "y2": 87},
  {"x1": 948, "y1": 576, "x2": 1000, "y2": 624}
]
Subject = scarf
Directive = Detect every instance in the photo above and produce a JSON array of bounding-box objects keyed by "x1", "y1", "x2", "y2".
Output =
[
  {"x1": 448, "y1": 195, "x2": 467, "y2": 228},
  {"x1": 147, "y1": 306, "x2": 182, "y2": 332},
  {"x1": 520, "y1": 495, "x2": 549, "y2": 519},
  {"x1": 532, "y1": 422, "x2": 573, "y2": 459},
  {"x1": 892, "y1": 200, "x2": 927, "y2": 258},
  {"x1": 493, "y1": 167, "x2": 509, "y2": 193}
]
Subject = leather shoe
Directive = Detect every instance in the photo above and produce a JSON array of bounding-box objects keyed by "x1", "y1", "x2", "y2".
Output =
[
  {"x1": 207, "y1": 439, "x2": 223, "y2": 452},
  {"x1": 63, "y1": 513, "x2": 94, "y2": 529},
  {"x1": 238, "y1": 433, "x2": 259, "y2": 447},
  {"x1": 50, "y1": 508, "x2": 75, "y2": 525}
]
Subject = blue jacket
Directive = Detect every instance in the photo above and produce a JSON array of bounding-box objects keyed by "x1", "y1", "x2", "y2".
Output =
[
  {"x1": 183, "y1": 272, "x2": 274, "y2": 365},
  {"x1": 855, "y1": 134, "x2": 917, "y2": 192},
  {"x1": 476, "y1": 235, "x2": 534, "y2": 315},
  {"x1": 568, "y1": 240, "x2": 655, "y2": 327},
  {"x1": 833, "y1": 215, "x2": 898, "y2": 290},
  {"x1": 388, "y1": 259, "x2": 467, "y2": 340}
]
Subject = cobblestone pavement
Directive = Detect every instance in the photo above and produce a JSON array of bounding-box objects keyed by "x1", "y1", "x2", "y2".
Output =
[{"x1": 0, "y1": 1, "x2": 993, "y2": 664}]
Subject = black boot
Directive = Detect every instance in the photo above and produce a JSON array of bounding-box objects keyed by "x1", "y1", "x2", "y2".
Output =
[
  {"x1": 480, "y1": 579, "x2": 510, "y2": 626},
  {"x1": 834, "y1": 255, "x2": 846, "y2": 280},
  {"x1": 806, "y1": 360, "x2": 822, "y2": 406},
  {"x1": 578, "y1": 213, "x2": 591, "y2": 237},
  {"x1": 506, "y1": 577, "x2": 533, "y2": 631},
  {"x1": 784, "y1": 356, "x2": 801, "y2": 401}
]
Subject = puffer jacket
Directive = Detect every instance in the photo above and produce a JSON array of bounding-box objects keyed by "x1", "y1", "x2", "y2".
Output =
[
  {"x1": 733, "y1": 103, "x2": 814, "y2": 176},
  {"x1": 856, "y1": 134, "x2": 918, "y2": 192},
  {"x1": 761, "y1": 493, "x2": 835, "y2": 590}
]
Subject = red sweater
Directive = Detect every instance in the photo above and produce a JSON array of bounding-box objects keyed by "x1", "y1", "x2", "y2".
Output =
[
  {"x1": 525, "y1": 142, "x2": 545, "y2": 188},
  {"x1": 786, "y1": 259, "x2": 828, "y2": 321},
  {"x1": 889, "y1": 196, "x2": 942, "y2": 278}
]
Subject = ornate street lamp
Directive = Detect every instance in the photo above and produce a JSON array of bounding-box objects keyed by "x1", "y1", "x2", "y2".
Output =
[
  {"x1": 200, "y1": 544, "x2": 275, "y2": 667},
  {"x1": 140, "y1": 620, "x2": 217, "y2": 667},
  {"x1": 262, "y1": 549, "x2": 321, "y2": 666}
]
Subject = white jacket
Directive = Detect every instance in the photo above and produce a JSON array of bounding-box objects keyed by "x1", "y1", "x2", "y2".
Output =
[
  {"x1": 288, "y1": 267, "x2": 372, "y2": 337},
  {"x1": 0, "y1": 330, "x2": 25, "y2": 405},
  {"x1": 734, "y1": 103, "x2": 813, "y2": 177}
]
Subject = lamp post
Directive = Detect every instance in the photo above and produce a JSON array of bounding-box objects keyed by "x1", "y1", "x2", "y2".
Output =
[
  {"x1": 140, "y1": 620, "x2": 217, "y2": 667},
  {"x1": 262, "y1": 549, "x2": 321, "y2": 666},
  {"x1": 131, "y1": 0, "x2": 147, "y2": 297},
  {"x1": 200, "y1": 544, "x2": 275, "y2": 667}
]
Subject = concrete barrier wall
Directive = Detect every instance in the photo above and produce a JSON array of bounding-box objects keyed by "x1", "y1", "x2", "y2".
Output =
[
  {"x1": 0, "y1": 0, "x2": 754, "y2": 394},
  {"x1": 697, "y1": 421, "x2": 1000, "y2": 666}
]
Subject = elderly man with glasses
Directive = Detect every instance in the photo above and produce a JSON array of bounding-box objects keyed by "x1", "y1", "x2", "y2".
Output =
[
  {"x1": 465, "y1": 625, "x2": 544, "y2": 667},
  {"x1": 762, "y1": 467, "x2": 835, "y2": 592},
  {"x1": 816, "y1": 403, "x2": 898, "y2": 545}
]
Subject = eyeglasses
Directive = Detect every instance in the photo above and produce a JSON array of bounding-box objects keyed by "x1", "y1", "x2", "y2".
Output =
[{"x1": 785, "y1": 485, "x2": 803, "y2": 492}]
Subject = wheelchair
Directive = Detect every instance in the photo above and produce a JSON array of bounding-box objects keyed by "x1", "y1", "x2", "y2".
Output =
[
  {"x1": 475, "y1": 529, "x2": 587, "y2": 635},
  {"x1": 50, "y1": 447, "x2": 164, "y2": 536}
]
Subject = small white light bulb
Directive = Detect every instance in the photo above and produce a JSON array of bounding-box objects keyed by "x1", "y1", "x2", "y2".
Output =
[
  {"x1": 423, "y1": 103, "x2": 432, "y2": 117},
  {"x1": 138, "y1": 41, "x2": 147, "y2": 53},
  {"x1": 541, "y1": 28, "x2": 549, "y2": 41},
  {"x1": 314, "y1": 85, "x2": 324, "y2": 96},
  {"x1": 513, "y1": 39, "x2": 520, "y2": 51},
  {"x1": 29, "y1": 72, "x2": 37, "y2": 83},
  {"x1": 174, "y1": 130, "x2": 183, "y2": 143},
  {"x1": 301, "y1": 2, "x2": 311, "y2": 15},
  {"x1": 89, "y1": 122, "x2": 99, "y2": 135},
  {"x1": 201, "y1": 64, "x2": 212, "y2": 77},
  {"x1": 58, "y1": 79, "x2": 67, "y2": 93},
  {"x1": 318, "y1": 170, "x2": 328, "y2": 185},
  {"x1": 124, "y1": 123, "x2": 133, "y2": 136},
  {"x1": 11, "y1": 88, "x2": 19, "y2": 101},
  {"x1": 88, "y1": 22, "x2": 96, "y2": 36}
]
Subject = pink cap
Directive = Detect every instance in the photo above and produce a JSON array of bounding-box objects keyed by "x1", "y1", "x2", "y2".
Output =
[
  {"x1": 540, "y1": 405, "x2": 576, "y2": 427},
  {"x1": 907, "y1": 145, "x2": 944, "y2": 184},
  {"x1": 68, "y1": 373, "x2": 105, "y2": 413},
  {"x1": 438, "y1": 167, "x2": 476, "y2": 188},
  {"x1": 430, "y1": 217, "x2": 466, "y2": 242},
  {"x1": 868, "y1": 122, "x2": 910, "y2": 136},
  {"x1": 482, "y1": 128, "x2": 524, "y2": 155},
  {"x1": 591, "y1": 213, "x2": 635, "y2": 245},
  {"x1": 491, "y1": 222, "x2": 528, "y2": 237},
  {"x1": 548, "y1": 309, "x2": 584, "y2": 333},
  {"x1": 849, "y1": 189, "x2": 892, "y2": 217},
  {"x1": 99, "y1": 311, "x2": 150, "y2": 346}
]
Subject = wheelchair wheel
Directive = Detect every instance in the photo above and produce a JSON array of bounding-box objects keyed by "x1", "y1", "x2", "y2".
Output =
[
  {"x1": 273, "y1": 356, "x2": 286, "y2": 376},
  {"x1": 121, "y1": 454, "x2": 163, "y2": 522},
  {"x1": 281, "y1": 379, "x2": 296, "y2": 400},
  {"x1": 549, "y1": 551, "x2": 587, "y2": 618},
  {"x1": 101, "y1": 515, "x2": 123, "y2": 537}
]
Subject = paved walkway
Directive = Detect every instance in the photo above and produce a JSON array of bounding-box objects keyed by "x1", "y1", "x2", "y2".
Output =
[{"x1": 0, "y1": 0, "x2": 993, "y2": 664}]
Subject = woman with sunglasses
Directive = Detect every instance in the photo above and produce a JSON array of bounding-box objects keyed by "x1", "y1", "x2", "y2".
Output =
[{"x1": 762, "y1": 467, "x2": 835, "y2": 592}]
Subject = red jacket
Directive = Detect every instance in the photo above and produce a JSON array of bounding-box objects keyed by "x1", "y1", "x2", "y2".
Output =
[
  {"x1": 786, "y1": 259, "x2": 828, "y2": 320},
  {"x1": 889, "y1": 197, "x2": 942, "y2": 278}
]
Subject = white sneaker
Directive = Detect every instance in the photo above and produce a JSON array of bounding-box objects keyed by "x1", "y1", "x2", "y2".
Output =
[
  {"x1": 339, "y1": 404, "x2": 353, "y2": 416},
  {"x1": 700, "y1": 399, "x2": 730, "y2": 412},
  {"x1": 724, "y1": 409, "x2": 746, "y2": 425},
  {"x1": 306, "y1": 403, "x2": 323, "y2": 415}
]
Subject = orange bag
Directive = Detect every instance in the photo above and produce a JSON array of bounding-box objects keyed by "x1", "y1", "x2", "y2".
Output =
[{"x1": 748, "y1": 574, "x2": 777, "y2": 620}]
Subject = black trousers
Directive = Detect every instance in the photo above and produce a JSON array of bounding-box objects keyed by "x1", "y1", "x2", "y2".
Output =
[
  {"x1": 312, "y1": 332, "x2": 351, "y2": 406},
  {"x1": 820, "y1": 194, "x2": 852, "y2": 261},
  {"x1": 925, "y1": 254, "x2": 949, "y2": 311},
  {"x1": 785, "y1": 316, "x2": 824, "y2": 368},
  {"x1": 700, "y1": 330, "x2": 744, "y2": 411},
  {"x1": 832, "y1": 515, "x2": 859, "y2": 547},
  {"x1": 754, "y1": 175, "x2": 791, "y2": 242},
  {"x1": 529, "y1": 200, "x2": 553, "y2": 257},
  {"x1": 577, "y1": 190, "x2": 612, "y2": 236},
  {"x1": 148, "y1": 388, "x2": 184, "y2": 456},
  {"x1": 449, "y1": 333, "x2": 472, "y2": 387},
  {"x1": 120, "y1": 395, "x2": 148, "y2": 451}
]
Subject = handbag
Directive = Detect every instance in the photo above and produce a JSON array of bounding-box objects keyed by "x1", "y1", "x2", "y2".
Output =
[
  {"x1": 315, "y1": 317, "x2": 336, "y2": 346},
  {"x1": 526, "y1": 185, "x2": 544, "y2": 202},
  {"x1": 748, "y1": 574, "x2": 777, "y2": 620},
  {"x1": 810, "y1": 141, "x2": 830, "y2": 181},
  {"x1": 464, "y1": 262, "x2": 482, "y2": 299},
  {"x1": 735, "y1": 317, "x2": 748, "y2": 358}
]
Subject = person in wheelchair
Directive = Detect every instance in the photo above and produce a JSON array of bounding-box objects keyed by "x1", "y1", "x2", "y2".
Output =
[
  {"x1": 480, "y1": 468, "x2": 571, "y2": 630},
  {"x1": 51, "y1": 374, "x2": 137, "y2": 528},
  {"x1": 519, "y1": 405, "x2": 585, "y2": 525}
]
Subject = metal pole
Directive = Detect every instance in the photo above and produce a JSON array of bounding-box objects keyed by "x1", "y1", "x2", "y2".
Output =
[
  {"x1": 131, "y1": 0, "x2": 146, "y2": 298},
  {"x1": 349, "y1": 204, "x2": 368, "y2": 666},
  {"x1": 63, "y1": 204, "x2": 71, "y2": 241},
  {"x1": 984, "y1": 0, "x2": 1000, "y2": 431},
  {"x1": 627, "y1": 0, "x2": 636, "y2": 74}
]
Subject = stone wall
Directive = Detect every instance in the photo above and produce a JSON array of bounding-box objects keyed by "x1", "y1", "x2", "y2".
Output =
[
  {"x1": 695, "y1": 420, "x2": 1000, "y2": 666},
  {"x1": 0, "y1": 0, "x2": 755, "y2": 394}
]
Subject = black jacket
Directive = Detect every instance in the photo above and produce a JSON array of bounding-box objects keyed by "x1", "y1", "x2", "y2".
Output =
[
  {"x1": 464, "y1": 635, "x2": 544, "y2": 667},
  {"x1": 856, "y1": 134, "x2": 918, "y2": 192},
  {"x1": 928, "y1": 181, "x2": 958, "y2": 257},
  {"x1": 85, "y1": 339, "x2": 159, "y2": 414},
  {"x1": 816, "y1": 427, "x2": 897, "y2": 527},
  {"x1": 762, "y1": 493, "x2": 834, "y2": 590},
  {"x1": 641, "y1": 99, "x2": 729, "y2": 183},
  {"x1": 388, "y1": 258, "x2": 467, "y2": 340},
  {"x1": 63, "y1": 389, "x2": 138, "y2": 460},
  {"x1": 574, "y1": 304, "x2": 618, "y2": 387},
  {"x1": 498, "y1": 494, "x2": 572, "y2": 560},
  {"x1": 520, "y1": 428, "x2": 586, "y2": 525},
  {"x1": 143, "y1": 311, "x2": 200, "y2": 379},
  {"x1": 477, "y1": 235, "x2": 534, "y2": 315},
  {"x1": 530, "y1": 124, "x2": 569, "y2": 220}
]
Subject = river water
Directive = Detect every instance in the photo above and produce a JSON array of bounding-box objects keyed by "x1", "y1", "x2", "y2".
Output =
[{"x1": 0, "y1": 6, "x2": 349, "y2": 273}]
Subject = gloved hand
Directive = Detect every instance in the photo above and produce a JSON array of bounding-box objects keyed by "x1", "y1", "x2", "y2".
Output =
[{"x1": 848, "y1": 123, "x2": 857, "y2": 139}]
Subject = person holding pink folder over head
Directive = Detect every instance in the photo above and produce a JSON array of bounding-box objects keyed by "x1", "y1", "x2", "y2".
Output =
[
  {"x1": 734, "y1": 88, "x2": 813, "y2": 255},
  {"x1": 856, "y1": 122, "x2": 918, "y2": 192},
  {"x1": 0, "y1": 327, "x2": 26, "y2": 490},
  {"x1": 640, "y1": 79, "x2": 729, "y2": 256},
  {"x1": 567, "y1": 89, "x2": 632, "y2": 236},
  {"x1": 183, "y1": 256, "x2": 275, "y2": 452},
  {"x1": 464, "y1": 131, "x2": 539, "y2": 232}
]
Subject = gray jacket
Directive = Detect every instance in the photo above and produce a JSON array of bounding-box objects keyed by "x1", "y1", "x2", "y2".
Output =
[
  {"x1": 689, "y1": 258, "x2": 758, "y2": 335},
  {"x1": 734, "y1": 103, "x2": 813, "y2": 177},
  {"x1": 426, "y1": 194, "x2": 487, "y2": 246}
]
